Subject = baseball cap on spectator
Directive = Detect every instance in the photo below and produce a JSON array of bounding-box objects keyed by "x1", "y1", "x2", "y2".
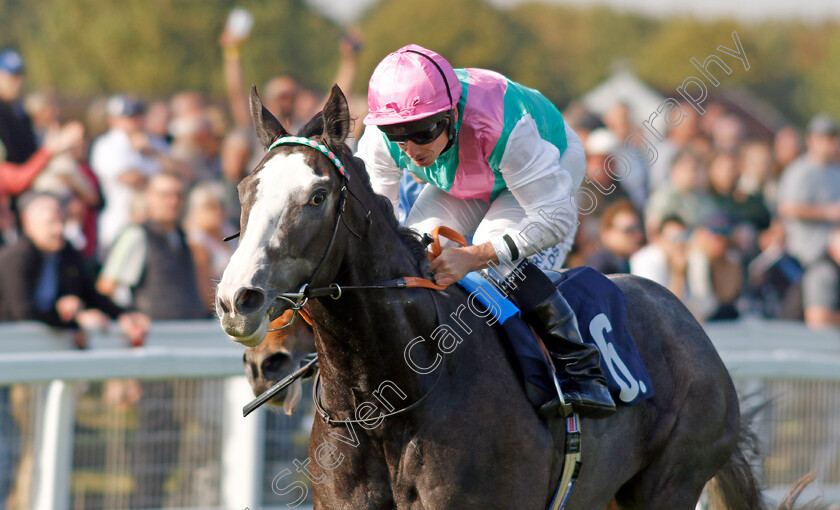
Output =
[
  {"x1": 107, "y1": 94, "x2": 146, "y2": 118},
  {"x1": 0, "y1": 49, "x2": 24, "y2": 74},
  {"x1": 807, "y1": 114, "x2": 838, "y2": 137},
  {"x1": 586, "y1": 128, "x2": 619, "y2": 156}
]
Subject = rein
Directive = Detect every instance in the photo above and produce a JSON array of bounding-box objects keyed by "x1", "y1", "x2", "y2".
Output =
[{"x1": 312, "y1": 360, "x2": 445, "y2": 426}]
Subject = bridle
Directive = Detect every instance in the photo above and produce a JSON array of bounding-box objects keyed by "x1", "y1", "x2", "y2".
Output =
[
  {"x1": 234, "y1": 135, "x2": 452, "y2": 421},
  {"x1": 225, "y1": 135, "x2": 373, "y2": 331}
]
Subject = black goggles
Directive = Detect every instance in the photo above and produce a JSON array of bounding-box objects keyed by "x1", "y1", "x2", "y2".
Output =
[{"x1": 380, "y1": 112, "x2": 451, "y2": 145}]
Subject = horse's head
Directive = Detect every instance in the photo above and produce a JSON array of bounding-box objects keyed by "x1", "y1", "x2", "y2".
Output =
[
  {"x1": 243, "y1": 310, "x2": 316, "y2": 414},
  {"x1": 216, "y1": 85, "x2": 351, "y2": 346}
]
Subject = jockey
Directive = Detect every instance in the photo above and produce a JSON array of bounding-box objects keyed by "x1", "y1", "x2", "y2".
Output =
[{"x1": 356, "y1": 44, "x2": 615, "y2": 419}]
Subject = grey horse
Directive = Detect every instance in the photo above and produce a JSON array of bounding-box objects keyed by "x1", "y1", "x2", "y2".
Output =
[{"x1": 217, "y1": 85, "x2": 772, "y2": 509}]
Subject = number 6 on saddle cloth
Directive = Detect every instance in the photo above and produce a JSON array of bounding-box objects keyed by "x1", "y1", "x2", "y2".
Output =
[{"x1": 425, "y1": 226, "x2": 654, "y2": 409}]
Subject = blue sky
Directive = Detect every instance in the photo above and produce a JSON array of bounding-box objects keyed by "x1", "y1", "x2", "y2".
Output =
[{"x1": 305, "y1": 0, "x2": 840, "y2": 24}]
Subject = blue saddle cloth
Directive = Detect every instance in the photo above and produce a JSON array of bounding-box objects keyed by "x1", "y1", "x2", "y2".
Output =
[{"x1": 457, "y1": 266, "x2": 654, "y2": 406}]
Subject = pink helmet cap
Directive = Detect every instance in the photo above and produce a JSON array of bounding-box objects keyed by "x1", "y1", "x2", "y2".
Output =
[{"x1": 364, "y1": 44, "x2": 462, "y2": 126}]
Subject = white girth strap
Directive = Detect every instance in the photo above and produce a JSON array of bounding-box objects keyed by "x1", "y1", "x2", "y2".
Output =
[{"x1": 548, "y1": 413, "x2": 582, "y2": 510}]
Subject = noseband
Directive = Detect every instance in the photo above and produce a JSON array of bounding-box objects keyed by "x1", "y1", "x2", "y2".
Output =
[{"x1": 264, "y1": 136, "x2": 371, "y2": 331}]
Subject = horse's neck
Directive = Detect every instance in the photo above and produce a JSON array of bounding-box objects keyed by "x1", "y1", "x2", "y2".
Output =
[{"x1": 309, "y1": 215, "x2": 440, "y2": 408}]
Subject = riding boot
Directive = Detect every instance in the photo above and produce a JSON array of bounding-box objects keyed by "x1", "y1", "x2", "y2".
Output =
[{"x1": 501, "y1": 260, "x2": 616, "y2": 419}]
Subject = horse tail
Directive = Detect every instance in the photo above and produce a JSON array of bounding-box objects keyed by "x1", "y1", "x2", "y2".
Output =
[
  {"x1": 706, "y1": 414, "x2": 819, "y2": 510},
  {"x1": 706, "y1": 411, "x2": 764, "y2": 510},
  {"x1": 775, "y1": 472, "x2": 820, "y2": 510}
]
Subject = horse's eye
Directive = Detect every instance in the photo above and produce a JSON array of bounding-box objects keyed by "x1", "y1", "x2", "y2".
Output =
[{"x1": 309, "y1": 192, "x2": 326, "y2": 207}]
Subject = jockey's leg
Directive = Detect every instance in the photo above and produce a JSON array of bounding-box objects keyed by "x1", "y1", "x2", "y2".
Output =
[
  {"x1": 405, "y1": 185, "x2": 489, "y2": 243},
  {"x1": 476, "y1": 194, "x2": 615, "y2": 419}
]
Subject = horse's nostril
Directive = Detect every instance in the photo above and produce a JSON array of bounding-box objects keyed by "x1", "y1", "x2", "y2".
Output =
[
  {"x1": 235, "y1": 287, "x2": 266, "y2": 314},
  {"x1": 261, "y1": 352, "x2": 293, "y2": 381},
  {"x1": 217, "y1": 296, "x2": 230, "y2": 314}
]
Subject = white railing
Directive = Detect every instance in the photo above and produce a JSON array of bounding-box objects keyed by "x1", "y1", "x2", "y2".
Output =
[
  {"x1": 0, "y1": 320, "x2": 265, "y2": 510},
  {"x1": 0, "y1": 319, "x2": 838, "y2": 508}
]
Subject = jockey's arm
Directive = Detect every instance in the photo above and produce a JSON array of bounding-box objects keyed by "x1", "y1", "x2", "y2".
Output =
[
  {"x1": 430, "y1": 119, "x2": 584, "y2": 286},
  {"x1": 491, "y1": 117, "x2": 584, "y2": 265},
  {"x1": 355, "y1": 126, "x2": 403, "y2": 215}
]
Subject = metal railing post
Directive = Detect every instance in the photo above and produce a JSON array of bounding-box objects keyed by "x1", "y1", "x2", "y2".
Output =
[
  {"x1": 32, "y1": 380, "x2": 76, "y2": 510},
  {"x1": 221, "y1": 376, "x2": 265, "y2": 509}
]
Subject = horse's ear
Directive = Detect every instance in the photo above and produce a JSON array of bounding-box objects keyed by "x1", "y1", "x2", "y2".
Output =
[
  {"x1": 322, "y1": 84, "x2": 350, "y2": 146},
  {"x1": 250, "y1": 85, "x2": 287, "y2": 149}
]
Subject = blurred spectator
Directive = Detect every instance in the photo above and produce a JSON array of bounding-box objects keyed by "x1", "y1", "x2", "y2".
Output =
[
  {"x1": 631, "y1": 213, "x2": 739, "y2": 322},
  {"x1": 745, "y1": 220, "x2": 803, "y2": 320},
  {"x1": 97, "y1": 172, "x2": 207, "y2": 320},
  {"x1": 0, "y1": 193, "x2": 148, "y2": 342},
  {"x1": 25, "y1": 97, "x2": 103, "y2": 257},
  {"x1": 585, "y1": 199, "x2": 643, "y2": 274},
  {"x1": 644, "y1": 149, "x2": 716, "y2": 237},
  {"x1": 773, "y1": 125, "x2": 803, "y2": 175},
  {"x1": 738, "y1": 140, "x2": 778, "y2": 212},
  {"x1": 169, "y1": 113, "x2": 218, "y2": 183},
  {"x1": 708, "y1": 151, "x2": 771, "y2": 234},
  {"x1": 647, "y1": 101, "x2": 699, "y2": 194},
  {"x1": 95, "y1": 172, "x2": 206, "y2": 509},
  {"x1": 144, "y1": 100, "x2": 172, "y2": 144},
  {"x1": 223, "y1": 26, "x2": 360, "y2": 134},
  {"x1": 219, "y1": 23, "x2": 362, "y2": 218},
  {"x1": 699, "y1": 101, "x2": 728, "y2": 138},
  {"x1": 603, "y1": 101, "x2": 649, "y2": 209},
  {"x1": 688, "y1": 214, "x2": 743, "y2": 321},
  {"x1": 802, "y1": 227, "x2": 840, "y2": 328},
  {"x1": 292, "y1": 86, "x2": 322, "y2": 129},
  {"x1": 33, "y1": 139, "x2": 103, "y2": 257},
  {"x1": 184, "y1": 181, "x2": 236, "y2": 313},
  {"x1": 777, "y1": 114, "x2": 840, "y2": 268},
  {"x1": 579, "y1": 128, "x2": 631, "y2": 251},
  {"x1": 169, "y1": 90, "x2": 205, "y2": 124},
  {"x1": 263, "y1": 75, "x2": 300, "y2": 131},
  {"x1": 90, "y1": 94, "x2": 166, "y2": 255},
  {"x1": 711, "y1": 113, "x2": 745, "y2": 152},
  {"x1": 581, "y1": 128, "x2": 631, "y2": 216},
  {"x1": 24, "y1": 89, "x2": 59, "y2": 144},
  {"x1": 631, "y1": 215, "x2": 691, "y2": 300},
  {"x1": 562, "y1": 101, "x2": 603, "y2": 148},
  {"x1": 0, "y1": 48, "x2": 84, "y2": 229}
]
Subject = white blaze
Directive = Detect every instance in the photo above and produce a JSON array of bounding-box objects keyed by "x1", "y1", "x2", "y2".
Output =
[{"x1": 219, "y1": 152, "x2": 321, "y2": 296}]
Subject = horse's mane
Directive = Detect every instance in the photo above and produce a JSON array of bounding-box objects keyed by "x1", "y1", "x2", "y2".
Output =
[{"x1": 297, "y1": 115, "x2": 433, "y2": 279}]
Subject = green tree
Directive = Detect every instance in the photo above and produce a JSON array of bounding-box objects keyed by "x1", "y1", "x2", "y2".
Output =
[{"x1": 0, "y1": 0, "x2": 343, "y2": 96}]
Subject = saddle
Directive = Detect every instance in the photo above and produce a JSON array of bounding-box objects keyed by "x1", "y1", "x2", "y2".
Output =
[{"x1": 457, "y1": 266, "x2": 654, "y2": 407}]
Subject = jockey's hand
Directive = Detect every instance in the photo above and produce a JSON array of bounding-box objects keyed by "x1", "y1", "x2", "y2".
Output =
[{"x1": 430, "y1": 242, "x2": 498, "y2": 287}]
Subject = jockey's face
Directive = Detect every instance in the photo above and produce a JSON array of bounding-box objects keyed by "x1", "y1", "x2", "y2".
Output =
[
  {"x1": 395, "y1": 109, "x2": 458, "y2": 168},
  {"x1": 398, "y1": 131, "x2": 449, "y2": 168},
  {"x1": 388, "y1": 109, "x2": 458, "y2": 168}
]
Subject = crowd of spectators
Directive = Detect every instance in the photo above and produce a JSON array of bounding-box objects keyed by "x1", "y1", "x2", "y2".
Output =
[
  {"x1": 564, "y1": 103, "x2": 840, "y2": 329},
  {"x1": 0, "y1": 22, "x2": 362, "y2": 506},
  {"x1": 1, "y1": 31, "x2": 839, "y2": 333}
]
